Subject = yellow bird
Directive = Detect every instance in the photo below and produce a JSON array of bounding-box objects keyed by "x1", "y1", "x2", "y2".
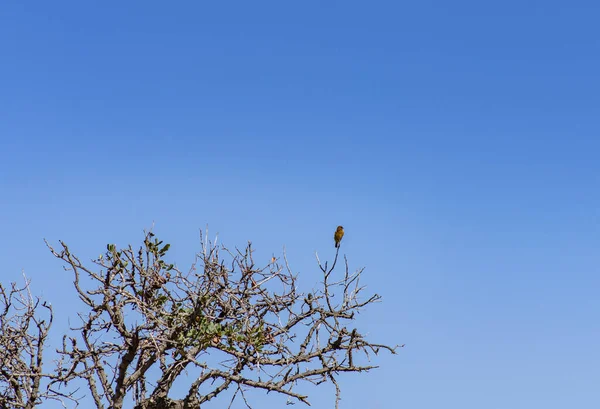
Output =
[{"x1": 334, "y1": 225, "x2": 344, "y2": 248}]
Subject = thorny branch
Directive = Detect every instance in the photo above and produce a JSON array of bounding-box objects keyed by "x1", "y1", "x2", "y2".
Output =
[
  {"x1": 0, "y1": 275, "x2": 77, "y2": 408},
  {"x1": 45, "y1": 230, "x2": 398, "y2": 409}
]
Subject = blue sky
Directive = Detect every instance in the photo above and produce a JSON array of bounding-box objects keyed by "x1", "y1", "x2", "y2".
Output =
[{"x1": 1, "y1": 1, "x2": 599, "y2": 408}]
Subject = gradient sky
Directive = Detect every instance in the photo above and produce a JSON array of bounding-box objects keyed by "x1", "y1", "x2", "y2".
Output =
[{"x1": 1, "y1": 1, "x2": 600, "y2": 408}]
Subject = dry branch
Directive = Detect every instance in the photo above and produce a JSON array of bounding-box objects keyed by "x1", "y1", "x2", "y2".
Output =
[{"x1": 43, "y1": 230, "x2": 397, "y2": 409}]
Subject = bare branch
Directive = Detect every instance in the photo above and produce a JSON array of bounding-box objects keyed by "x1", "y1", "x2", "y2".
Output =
[
  {"x1": 43, "y1": 229, "x2": 398, "y2": 409},
  {"x1": 0, "y1": 276, "x2": 77, "y2": 408}
]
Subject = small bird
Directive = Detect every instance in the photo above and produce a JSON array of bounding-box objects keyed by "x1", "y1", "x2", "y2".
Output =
[{"x1": 334, "y1": 225, "x2": 344, "y2": 248}]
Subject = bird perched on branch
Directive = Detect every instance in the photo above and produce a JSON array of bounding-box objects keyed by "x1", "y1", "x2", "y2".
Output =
[{"x1": 334, "y1": 226, "x2": 344, "y2": 248}]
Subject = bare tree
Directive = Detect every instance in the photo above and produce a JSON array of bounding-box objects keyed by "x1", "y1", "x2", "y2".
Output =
[
  {"x1": 43, "y1": 231, "x2": 397, "y2": 409},
  {"x1": 0, "y1": 276, "x2": 75, "y2": 408}
]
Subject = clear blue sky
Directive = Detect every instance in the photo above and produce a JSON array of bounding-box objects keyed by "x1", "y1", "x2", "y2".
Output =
[{"x1": 1, "y1": 1, "x2": 599, "y2": 408}]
